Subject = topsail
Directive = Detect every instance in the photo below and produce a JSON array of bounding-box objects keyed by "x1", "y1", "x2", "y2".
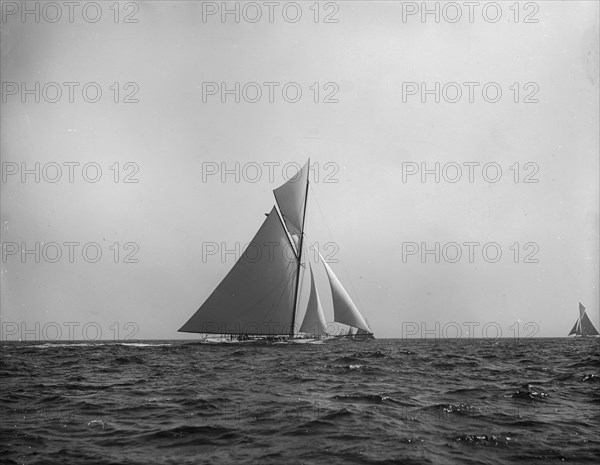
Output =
[{"x1": 273, "y1": 161, "x2": 309, "y2": 238}]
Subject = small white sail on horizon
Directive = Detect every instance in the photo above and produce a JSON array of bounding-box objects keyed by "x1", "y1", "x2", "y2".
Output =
[{"x1": 568, "y1": 303, "x2": 599, "y2": 337}]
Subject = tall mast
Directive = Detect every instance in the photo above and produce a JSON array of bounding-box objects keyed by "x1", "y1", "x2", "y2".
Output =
[{"x1": 290, "y1": 159, "x2": 310, "y2": 338}]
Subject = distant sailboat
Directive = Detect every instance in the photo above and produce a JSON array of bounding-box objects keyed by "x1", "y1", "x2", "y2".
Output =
[
  {"x1": 179, "y1": 160, "x2": 374, "y2": 341},
  {"x1": 568, "y1": 303, "x2": 599, "y2": 337}
]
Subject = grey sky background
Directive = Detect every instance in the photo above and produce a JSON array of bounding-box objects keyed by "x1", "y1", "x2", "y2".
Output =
[{"x1": 1, "y1": 1, "x2": 598, "y2": 339}]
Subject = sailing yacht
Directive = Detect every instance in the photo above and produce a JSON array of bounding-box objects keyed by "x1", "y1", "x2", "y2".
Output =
[
  {"x1": 179, "y1": 160, "x2": 374, "y2": 342},
  {"x1": 568, "y1": 303, "x2": 599, "y2": 337}
]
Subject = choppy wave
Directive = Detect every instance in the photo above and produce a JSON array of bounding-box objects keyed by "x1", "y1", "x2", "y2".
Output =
[{"x1": 1, "y1": 338, "x2": 599, "y2": 464}]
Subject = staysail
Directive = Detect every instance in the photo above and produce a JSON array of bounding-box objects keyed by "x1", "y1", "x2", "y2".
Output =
[
  {"x1": 319, "y1": 252, "x2": 371, "y2": 333},
  {"x1": 273, "y1": 161, "x2": 309, "y2": 238},
  {"x1": 179, "y1": 207, "x2": 297, "y2": 335},
  {"x1": 569, "y1": 303, "x2": 599, "y2": 336},
  {"x1": 568, "y1": 320, "x2": 578, "y2": 336},
  {"x1": 299, "y1": 263, "x2": 328, "y2": 336}
]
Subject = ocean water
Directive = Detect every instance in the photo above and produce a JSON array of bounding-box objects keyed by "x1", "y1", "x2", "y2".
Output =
[{"x1": 1, "y1": 338, "x2": 598, "y2": 465}]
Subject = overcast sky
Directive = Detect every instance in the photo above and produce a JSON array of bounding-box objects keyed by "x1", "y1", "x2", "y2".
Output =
[{"x1": 1, "y1": 1, "x2": 598, "y2": 340}]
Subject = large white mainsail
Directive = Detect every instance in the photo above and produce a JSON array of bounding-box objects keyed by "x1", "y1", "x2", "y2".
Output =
[
  {"x1": 179, "y1": 207, "x2": 297, "y2": 335},
  {"x1": 318, "y1": 251, "x2": 371, "y2": 333},
  {"x1": 299, "y1": 263, "x2": 328, "y2": 336}
]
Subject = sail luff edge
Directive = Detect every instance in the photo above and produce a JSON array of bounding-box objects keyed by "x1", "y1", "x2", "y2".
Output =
[{"x1": 289, "y1": 159, "x2": 311, "y2": 338}]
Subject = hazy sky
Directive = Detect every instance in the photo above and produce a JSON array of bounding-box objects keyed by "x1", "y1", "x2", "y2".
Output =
[{"x1": 1, "y1": 1, "x2": 598, "y2": 340}]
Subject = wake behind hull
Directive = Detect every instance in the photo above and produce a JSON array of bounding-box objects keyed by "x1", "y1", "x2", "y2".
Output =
[{"x1": 192, "y1": 335, "x2": 337, "y2": 345}]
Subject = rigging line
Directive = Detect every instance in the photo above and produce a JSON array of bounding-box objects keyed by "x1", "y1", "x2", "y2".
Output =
[
  {"x1": 290, "y1": 162, "x2": 310, "y2": 338},
  {"x1": 302, "y1": 233, "x2": 335, "y2": 326},
  {"x1": 262, "y1": 244, "x2": 303, "y2": 331},
  {"x1": 267, "y1": 259, "x2": 300, "y2": 335},
  {"x1": 263, "y1": 258, "x2": 296, "y2": 312},
  {"x1": 274, "y1": 204, "x2": 299, "y2": 258},
  {"x1": 296, "y1": 239, "x2": 308, "y2": 328},
  {"x1": 308, "y1": 184, "x2": 368, "y2": 320}
]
